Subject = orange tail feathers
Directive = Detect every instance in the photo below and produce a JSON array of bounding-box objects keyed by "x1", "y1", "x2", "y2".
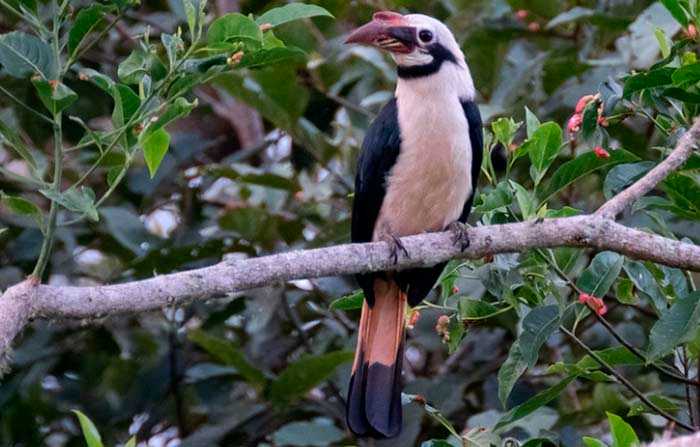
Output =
[{"x1": 347, "y1": 279, "x2": 406, "y2": 438}]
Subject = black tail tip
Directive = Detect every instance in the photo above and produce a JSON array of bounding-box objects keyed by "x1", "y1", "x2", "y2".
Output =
[{"x1": 346, "y1": 363, "x2": 403, "y2": 439}]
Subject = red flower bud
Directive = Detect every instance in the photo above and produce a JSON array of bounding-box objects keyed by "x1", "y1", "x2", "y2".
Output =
[
  {"x1": 687, "y1": 24, "x2": 698, "y2": 39},
  {"x1": 597, "y1": 115, "x2": 609, "y2": 127},
  {"x1": 575, "y1": 94, "x2": 597, "y2": 114},
  {"x1": 452, "y1": 286, "x2": 460, "y2": 295},
  {"x1": 594, "y1": 146, "x2": 610, "y2": 159},
  {"x1": 407, "y1": 310, "x2": 421, "y2": 329},
  {"x1": 435, "y1": 315, "x2": 450, "y2": 339},
  {"x1": 527, "y1": 22, "x2": 541, "y2": 32},
  {"x1": 515, "y1": 9, "x2": 528, "y2": 20},
  {"x1": 578, "y1": 293, "x2": 608, "y2": 316},
  {"x1": 567, "y1": 114, "x2": 583, "y2": 133}
]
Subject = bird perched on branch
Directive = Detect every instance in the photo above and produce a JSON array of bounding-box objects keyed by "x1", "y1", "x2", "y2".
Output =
[{"x1": 345, "y1": 11, "x2": 483, "y2": 438}]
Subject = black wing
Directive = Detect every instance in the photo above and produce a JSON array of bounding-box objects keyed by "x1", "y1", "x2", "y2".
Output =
[
  {"x1": 351, "y1": 99, "x2": 401, "y2": 306},
  {"x1": 458, "y1": 100, "x2": 484, "y2": 222}
]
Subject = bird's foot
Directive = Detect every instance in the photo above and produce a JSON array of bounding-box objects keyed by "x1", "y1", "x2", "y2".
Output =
[
  {"x1": 448, "y1": 221, "x2": 470, "y2": 252},
  {"x1": 383, "y1": 233, "x2": 410, "y2": 265}
]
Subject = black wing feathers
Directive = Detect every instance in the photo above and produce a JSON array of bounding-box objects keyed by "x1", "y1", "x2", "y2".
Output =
[
  {"x1": 351, "y1": 99, "x2": 401, "y2": 306},
  {"x1": 459, "y1": 100, "x2": 483, "y2": 223}
]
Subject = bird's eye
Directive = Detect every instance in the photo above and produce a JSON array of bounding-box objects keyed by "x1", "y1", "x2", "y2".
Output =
[{"x1": 418, "y1": 30, "x2": 433, "y2": 43}]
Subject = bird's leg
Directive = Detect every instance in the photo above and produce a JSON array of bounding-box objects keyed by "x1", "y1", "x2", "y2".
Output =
[
  {"x1": 448, "y1": 221, "x2": 470, "y2": 252},
  {"x1": 386, "y1": 233, "x2": 410, "y2": 265},
  {"x1": 377, "y1": 230, "x2": 410, "y2": 265}
]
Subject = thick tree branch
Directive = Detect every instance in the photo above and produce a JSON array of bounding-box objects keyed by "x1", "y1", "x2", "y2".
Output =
[{"x1": 1, "y1": 119, "x2": 699, "y2": 371}]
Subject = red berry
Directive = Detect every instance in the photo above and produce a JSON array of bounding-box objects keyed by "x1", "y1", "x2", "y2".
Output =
[{"x1": 594, "y1": 146, "x2": 610, "y2": 159}]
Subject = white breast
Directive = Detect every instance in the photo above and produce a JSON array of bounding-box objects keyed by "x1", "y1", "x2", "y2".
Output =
[{"x1": 373, "y1": 87, "x2": 472, "y2": 241}]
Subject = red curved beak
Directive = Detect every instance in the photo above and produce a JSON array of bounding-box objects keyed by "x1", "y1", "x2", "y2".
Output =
[{"x1": 345, "y1": 11, "x2": 415, "y2": 54}]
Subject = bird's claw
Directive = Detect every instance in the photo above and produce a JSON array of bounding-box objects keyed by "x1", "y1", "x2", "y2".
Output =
[
  {"x1": 449, "y1": 221, "x2": 470, "y2": 252},
  {"x1": 387, "y1": 234, "x2": 410, "y2": 265}
]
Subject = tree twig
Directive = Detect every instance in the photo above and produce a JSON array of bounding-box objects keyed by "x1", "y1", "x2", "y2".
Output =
[{"x1": 561, "y1": 325, "x2": 694, "y2": 432}]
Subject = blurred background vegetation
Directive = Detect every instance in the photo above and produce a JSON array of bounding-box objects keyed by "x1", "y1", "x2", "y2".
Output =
[{"x1": 1, "y1": 0, "x2": 700, "y2": 446}]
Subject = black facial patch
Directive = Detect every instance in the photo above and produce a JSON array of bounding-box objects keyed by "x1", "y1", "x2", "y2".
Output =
[{"x1": 396, "y1": 42, "x2": 458, "y2": 79}]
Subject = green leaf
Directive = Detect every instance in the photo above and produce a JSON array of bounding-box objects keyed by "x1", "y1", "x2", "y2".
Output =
[
  {"x1": 474, "y1": 181, "x2": 512, "y2": 213},
  {"x1": 662, "y1": 173, "x2": 700, "y2": 219},
  {"x1": 32, "y1": 79, "x2": 78, "y2": 113},
  {"x1": 497, "y1": 340, "x2": 528, "y2": 408},
  {"x1": 576, "y1": 252, "x2": 623, "y2": 298},
  {"x1": 576, "y1": 346, "x2": 642, "y2": 370},
  {"x1": 0, "y1": 120, "x2": 36, "y2": 169},
  {"x1": 615, "y1": 278, "x2": 637, "y2": 305},
  {"x1": 510, "y1": 180, "x2": 536, "y2": 219},
  {"x1": 78, "y1": 68, "x2": 115, "y2": 92},
  {"x1": 117, "y1": 50, "x2": 149, "y2": 85},
  {"x1": 525, "y1": 106, "x2": 541, "y2": 139},
  {"x1": 624, "y1": 261, "x2": 667, "y2": 312},
  {"x1": 655, "y1": 27, "x2": 671, "y2": 59},
  {"x1": 40, "y1": 187, "x2": 98, "y2": 221},
  {"x1": 145, "y1": 97, "x2": 196, "y2": 137},
  {"x1": 125, "y1": 437, "x2": 136, "y2": 447},
  {"x1": 71, "y1": 410, "x2": 104, "y2": 447},
  {"x1": 647, "y1": 291, "x2": 700, "y2": 361},
  {"x1": 162, "y1": 33, "x2": 184, "y2": 68},
  {"x1": 660, "y1": 0, "x2": 689, "y2": 26},
  {"x1": 0, "y1": 192, "x2": 43, "y2": 228},
  {"x1": 542, "y1": 149, "x2": 639, "y2": 201},
  {"x1": 269, "y1": 351, "x2": 353, "y2": 404},
  {"x1": 111, "y1": 84, "x2": 140, "y2": 133},
  {"x1": 329, "y1": 290, "x2": 364, "y2": 311},
  {"x1": 188, "y1": 329, "x2": 267, "y2": 387},
  {"x1": 526, "y1": 122, "x2": 562, "y2": 184},
  {"x1": 447, "y1": 316, "x2": 465, "y2": 354},
  {"x1": 582, "y1": 437, "x2": 608, "y2": 447},
  {"x1": 672, "y1": 63, "x2": 700, "y2": 88},
  {"x1": 271, "y1": 419, "x2": 345, "y2": 447},
  {"x1": 68, "y1": 5, "x2": 109, "y2": 57},
  {"x1": 208, "y1": 13, "x2": 262, "y2": 48},
  {"x1": 603, "y1": 162, "x2": 654, "y2": 199},
  {"x1": 623, "y1": 68, "x2": 674, "y2": 98},
  {"x1": 238, "y1": 46, "x2": 306, "y2": 69},
  {"x1": 141, "y1": 128, "x2": 170, "y2": 178},
  {"x1": 256, "y1": 3, "x2": 333, "y2": 27},
  {"x1": 519, "y1": 305, "x2": 560, "y2": 367},
  {"x1": 0, "y1": 31, "x2": 55, "y2": 79},
  {"x1": 495, "y1": 376, "x2": 575, "y2": 431},
  {"x1": 627, "y1": 395, "x2": 679, "y2": 416},
  {"x1": 607, "y1": 413, "x2": 639, "y2": 447},
  {"x1": 491, "y1": 117, "x2": 521, "y2": 147},
  {"x1": 458, "y1": 298, "x2": 501, "y2": 320},
  {"x1": 182, "y1": 0, "x2": 206, "y2": 39}
]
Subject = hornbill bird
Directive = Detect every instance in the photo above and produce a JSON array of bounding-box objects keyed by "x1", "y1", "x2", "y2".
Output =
[{"x1": 345, "y1": 12, "x2": 483, "y2": 438}]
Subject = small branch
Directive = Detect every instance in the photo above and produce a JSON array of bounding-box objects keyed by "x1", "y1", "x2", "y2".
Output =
[
  {"x1": 597, "y1": 118, "x2": 700, "y2": 219},
  {"x1": 561, "y1": 325, "x2": 695, "y2": 432}
]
